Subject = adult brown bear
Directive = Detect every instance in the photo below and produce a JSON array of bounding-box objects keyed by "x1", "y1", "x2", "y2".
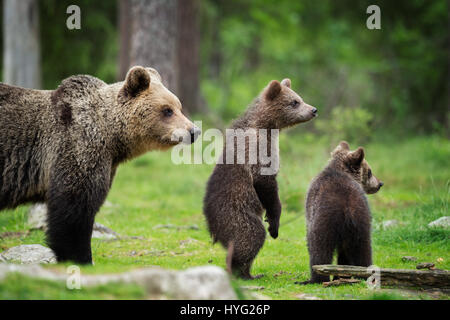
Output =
[{"x1": 0, "y1": 66, "x2": 200, "y2": 264}]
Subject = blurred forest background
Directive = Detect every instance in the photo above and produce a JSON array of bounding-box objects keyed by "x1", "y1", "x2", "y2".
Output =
[{"x1": 1, "y1": 0, "x2": 449, "y2": 140}]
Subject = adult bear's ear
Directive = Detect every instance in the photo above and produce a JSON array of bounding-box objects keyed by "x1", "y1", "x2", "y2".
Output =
[
  {"x1": 122, "y1": 66, "x2": 151, "y2": 98},
  {"x1": 346, "y1": 147, "x2": 365, "y2": 167},
  {"x1": 265, "y1": 80, "x2": 282, "y2": 100},
  {"x1": 281, "y1": 78, "x2": 291, "y2": 88}
]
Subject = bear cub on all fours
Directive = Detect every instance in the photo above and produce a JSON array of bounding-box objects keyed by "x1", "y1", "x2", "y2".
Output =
[
  {"x1": 204, "y1": 79, "x2": 317, "y2": 279},
  {"x1": 303, "y1": 141, "x2": 383, "y2": 284}
]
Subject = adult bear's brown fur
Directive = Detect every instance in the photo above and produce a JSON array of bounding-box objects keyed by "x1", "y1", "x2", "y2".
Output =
[
  {"x1": 0, "y1": 66, "x2": 200, "y2": 264},
  {"x1": 204, "y1": 79, "x2": 317, "y2": 279},
  {"x1": 304, "y1": 141, "x2": 383, "y2": 283}
]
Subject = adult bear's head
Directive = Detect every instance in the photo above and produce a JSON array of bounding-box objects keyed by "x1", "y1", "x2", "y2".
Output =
[{"x1": 118, "y1": 66, "x2": 200, "y2": 152}]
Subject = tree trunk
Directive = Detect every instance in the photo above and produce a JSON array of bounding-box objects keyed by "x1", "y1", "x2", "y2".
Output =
[
  {"x1": 128, "y1": 0, "x2": 178, "y2": 92},
  {"x1": 3, "y1": 0, "x2": 41, "y2": 88},
  {"x1": 176, "y1": 0, "x2": 203, "y2": 113},
  {"x1": 313, "y1": 265, "x2": 450, "y2": 289},
  {"x1": 118, "y1": 0, "x2": 131, "y2": 81}
]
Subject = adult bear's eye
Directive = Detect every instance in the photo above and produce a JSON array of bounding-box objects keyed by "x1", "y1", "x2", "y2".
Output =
[
  {"x1": 368, "y1": 169, "x2": 372, "y2": 178},
  {"x1": 290, "y1": 100, "x2": 299, "y2": 107},
  {"x1": 163, "y1": 108, "x2": 173, "y2": 117}
]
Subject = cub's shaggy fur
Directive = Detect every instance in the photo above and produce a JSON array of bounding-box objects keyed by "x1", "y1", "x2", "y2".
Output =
[
  {"x1": 304, "y1": 141, "x2": 383, "y2": 283},
  {"x1": 0, "y1": 66, "x2": 199, "y2": 264},
  {"x1": 204, "y1": 79, "x2": 317, "y2": 279}
]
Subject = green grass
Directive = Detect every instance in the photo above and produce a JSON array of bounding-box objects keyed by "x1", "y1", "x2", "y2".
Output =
[{"x1": 0, "y1": 131, "x2": 449, "y2": 300}]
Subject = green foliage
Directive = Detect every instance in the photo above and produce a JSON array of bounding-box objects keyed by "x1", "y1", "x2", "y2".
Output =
[
  {"x1": 39, "y1": 0, "x2": 118, "y2": 89},
  {"x1": 200, "y1": 0, "x2": 448, "y2": 134},
  {"x1": 315, "y1": 106, "x2": 374, "y2": 144}
]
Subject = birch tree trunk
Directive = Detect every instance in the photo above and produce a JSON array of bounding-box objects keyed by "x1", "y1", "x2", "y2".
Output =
[{"x1": 3, "y1": 0, "x2": 41, "y2": 88}]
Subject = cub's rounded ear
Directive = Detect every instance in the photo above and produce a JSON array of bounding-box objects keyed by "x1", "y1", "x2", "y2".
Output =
[
  {"x1": 339, "y1": 141, "x2": 350, "y2": 150},
  {"x1": 122, "y1": 66, "x2": 151, "y2": 97},
  {"x1": 346, "y1": 147, "x2": 365, "y2": 166},
  {"x1": 331, "y1": 140, "x2": 350, "y2": 156},
  {"x1": 265, "y1": 80, "x2": 282, "y2": 100},
  {"x1": 281, "y1": 78, "x2": 291, "y2": 88}
]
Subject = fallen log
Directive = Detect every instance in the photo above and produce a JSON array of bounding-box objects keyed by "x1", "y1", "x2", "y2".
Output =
[{"x1": 313, "y1": 265, "x2": 450, "y2": 289}]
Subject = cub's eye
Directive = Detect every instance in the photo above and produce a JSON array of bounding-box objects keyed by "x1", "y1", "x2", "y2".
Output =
[
  {"x1": 290, "y1": 100, "x2": 299, "y2": 107},
  {"x1": 368, "y1": 169, "x2": 372, "y2": 179},
  {"x1": 162, "y1": 108, "x2": 173, "y2": 117}
]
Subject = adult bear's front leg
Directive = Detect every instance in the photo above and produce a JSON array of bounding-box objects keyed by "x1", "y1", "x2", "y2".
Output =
[{"x1": 46, "y1": 160, "x2": 111, "y2": 264}]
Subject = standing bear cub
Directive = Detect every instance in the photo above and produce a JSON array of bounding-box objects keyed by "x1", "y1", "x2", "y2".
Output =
[
  {"x1": 204, "y1": 79, "x2": 317, "y2": 279},
  {"x1": 304, "y1": 141, "x2": 383, "y2": 283},
  {"x1": 0, "y1": 66, "x2": 200, "y2": 264}
]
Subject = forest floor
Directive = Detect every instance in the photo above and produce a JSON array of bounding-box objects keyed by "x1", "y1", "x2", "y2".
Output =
[{"x1": 0, "y1": 131, "x2": 449, "y2": 300}]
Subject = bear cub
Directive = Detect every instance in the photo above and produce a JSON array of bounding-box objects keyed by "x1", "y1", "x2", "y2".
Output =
[
  {"x1": 204, "y1": 79, "x2": 317, "y2": 279},
  {"x1": 304, "y1": 141, "x2": 383, "y2": 283}
]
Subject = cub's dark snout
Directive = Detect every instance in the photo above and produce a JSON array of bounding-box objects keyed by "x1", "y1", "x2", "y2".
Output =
[
  {"x1": 311, "y1": 107, "x2": 318, "y2": 115},
  {"x1": 190, "y1": 126, "x2": 201, "y2": 144}
]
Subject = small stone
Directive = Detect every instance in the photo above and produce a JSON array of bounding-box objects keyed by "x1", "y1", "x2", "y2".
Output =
[
  {"x1": 92, "y1": 222, "x2": 119, "y2": 240},
  {"x1": 296, "y1": 293, "x2": 322, "y2": 300},
  {"x1": 0, "y1": 244, "x2": 56, "y2": 264},
  {"x1": 402, "y1": 256, "x2": 417, "y2": 262},
  {"x1": 382, "y1": 220, "x2": 398, "y2": 229},
  {"x1": 27, "y1": 203, "x2": 48, "y2": 230},
  {"x1": 428, "y1": 216, "x2": 450, "y2": 229}
]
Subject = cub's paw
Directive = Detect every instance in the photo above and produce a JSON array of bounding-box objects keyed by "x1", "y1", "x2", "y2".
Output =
[{"x1": 268, "y1": 224, "x2": 279, "y2": 239}]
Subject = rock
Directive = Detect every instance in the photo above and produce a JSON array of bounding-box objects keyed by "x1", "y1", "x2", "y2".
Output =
[
  {"x1": 296, "y1": 293, "x2": 322, "y2": 300},
  {"x1": 0, "y1": 264, "x2": 236, "y2": 300},
  {"x1": 27, "y1": 203, "x2": 48, "y2": 230},
  {"x1": 428, "y1": 216, "x2": 450, "y2": 229},
  {"x1": 382, "y1": 220, "x2": 398, "y2": 229},
  {"x1": 402, "y1": 256, "x2": 417, "y2": 262},
  {"x1": 92, "y1": 222, "x2": 119, "y2": 240},
  {"x1": 0, "y1": 244, "x2": 56, "y2": 264}
]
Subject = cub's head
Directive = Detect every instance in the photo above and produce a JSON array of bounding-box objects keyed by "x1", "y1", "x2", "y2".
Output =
[
  {"x1": 118, "y1": 66, "x2": 200, "y2": 151},
  {"x1": 261, "y1": 78, "x2": 317, "y2": 128},
  {"x1": 331, "y1": 141, "x2": 383, "y2": 194}
]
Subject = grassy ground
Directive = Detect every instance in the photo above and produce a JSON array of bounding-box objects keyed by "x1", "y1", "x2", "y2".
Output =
[{"x1": 0, "y1": 130, "x2": 449, "y2": 300}]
